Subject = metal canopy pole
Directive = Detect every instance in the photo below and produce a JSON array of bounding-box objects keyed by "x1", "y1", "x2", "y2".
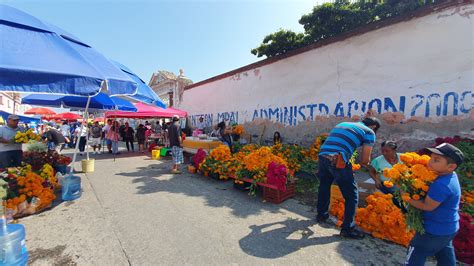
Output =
[{"x1": 69, "y1": 96, "x2": 91, "y2": 174}]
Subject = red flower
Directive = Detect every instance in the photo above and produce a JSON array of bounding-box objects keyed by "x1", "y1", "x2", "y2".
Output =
[{"x1": 266, "y1": 162, "x2": 288, "y2": 191}]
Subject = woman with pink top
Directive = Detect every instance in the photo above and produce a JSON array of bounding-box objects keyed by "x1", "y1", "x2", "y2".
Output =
[{"x1": 107, "y1": 121, "x2": 121, "y2": 155}]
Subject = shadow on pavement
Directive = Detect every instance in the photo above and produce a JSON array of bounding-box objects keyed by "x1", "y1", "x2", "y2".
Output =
[
  {"x1": 239, "y1": 218, "x2": 340, "y2": 259},
  {"x1": 115, "y1": 162, "x2": 315, "y2": 219}
]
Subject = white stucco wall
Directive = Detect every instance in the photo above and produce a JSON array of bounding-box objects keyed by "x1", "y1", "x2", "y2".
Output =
[{"x1": 178, "y1": 3, "x2": 474, "y2": 129}]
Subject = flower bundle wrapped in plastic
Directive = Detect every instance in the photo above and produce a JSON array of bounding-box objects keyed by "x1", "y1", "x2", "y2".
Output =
[
  {"x1": 14, "y1": 129, "x2": 41, "y2": 144},
  {"x1": 383, "y1": 152, "x2": 437, "y2": 234}
]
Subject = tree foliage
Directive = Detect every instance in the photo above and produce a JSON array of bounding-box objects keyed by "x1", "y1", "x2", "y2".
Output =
[{"x1": 252, "y1": 0, "x2": 442, "y2": 58}]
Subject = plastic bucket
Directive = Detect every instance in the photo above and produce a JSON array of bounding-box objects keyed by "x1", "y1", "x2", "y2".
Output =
[
  {"x1": 160, "y1": 148, "x2": 169, "y2": 157},
  {"x1": 81, "y1": 159, "x2": 95, "y2": 173},
  {"x1": 152, "y1": 149, "x2": 161, "y2": 160}
]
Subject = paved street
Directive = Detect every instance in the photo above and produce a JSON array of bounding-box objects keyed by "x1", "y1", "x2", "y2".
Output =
[{"x1": 21, "y1": 147, "x2": 410, "y2": 265}]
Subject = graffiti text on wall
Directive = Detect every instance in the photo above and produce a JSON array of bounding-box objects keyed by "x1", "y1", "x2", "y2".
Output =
[{"x1": 189, "y1": 90, "x2": 472, "y2": 127}]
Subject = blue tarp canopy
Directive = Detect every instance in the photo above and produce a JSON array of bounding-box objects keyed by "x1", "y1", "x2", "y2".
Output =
[
  {"x1": 0, "y1": 4, "x2": 137, "y2": 96},
  {"x1": 0, "y1": 110, "x2": 41, "y2": 124},
  {"x1": 112, "y1": 61, "x2": 167, "y2": 108},
  {"x1": 22, "y1": 93, "x2": 137, "y2": 112}
]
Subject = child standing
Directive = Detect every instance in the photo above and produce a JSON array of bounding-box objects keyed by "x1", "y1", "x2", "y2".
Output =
[{"x1": 404, "y1": 143, "x2": 464, "y2": 266}]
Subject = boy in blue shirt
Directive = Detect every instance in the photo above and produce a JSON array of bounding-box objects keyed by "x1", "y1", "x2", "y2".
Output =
[{"x1": 405, "y1": 143, "x2": 464, "y2": 266}]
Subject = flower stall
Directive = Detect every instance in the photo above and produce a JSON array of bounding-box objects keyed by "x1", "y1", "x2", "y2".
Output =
[
  {"x1": 1, "y1": 163, "x2": 58, "y2": 218},
  {"x1": 1, "y1": 138, "x2": 73, "y2": 219}
]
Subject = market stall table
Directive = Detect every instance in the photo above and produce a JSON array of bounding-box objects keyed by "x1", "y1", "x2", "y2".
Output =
[{"x1": 182, "y1": 137, "x2": 222, "y2": 154}]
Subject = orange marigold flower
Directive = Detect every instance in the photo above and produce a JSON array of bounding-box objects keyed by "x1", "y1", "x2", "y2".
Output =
[
  {"x1": 383, "y1": 181, "x2": 394, "y2": 188},
  {"x1": 412, "y1": 194, "x2": 420, "y2": 200}
]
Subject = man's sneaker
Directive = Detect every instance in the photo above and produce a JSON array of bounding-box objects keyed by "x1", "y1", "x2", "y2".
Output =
[
  {"x1": 79, "y1": 152, "x2": 83, "y2": 156},
  {"x1": 340, "y1": 227, "x2": 365, "y2": 239},
  {"x1": 97, "y1": 151, "x2": 101, "y2": 154}
]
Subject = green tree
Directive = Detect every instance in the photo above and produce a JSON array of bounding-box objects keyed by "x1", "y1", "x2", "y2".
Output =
[{"x1": 252, "y1": 0, "x2": 442, "y2": 58}]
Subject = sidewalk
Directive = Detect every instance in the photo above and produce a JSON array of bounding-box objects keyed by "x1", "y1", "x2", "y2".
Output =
[{"x1": 20, "y1": 148, "x2": 413, "y2": 265}]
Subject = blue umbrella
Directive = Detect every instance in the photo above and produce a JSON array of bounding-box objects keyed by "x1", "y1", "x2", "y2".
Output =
[
  {"x1": 0, "y1": 4, "x2": 137, "y2": 96},
  {"x1": 112, "y1": 61, "x2": 167, "y2": 108},
  {"x1": 22, "y1": 93, "x2": 137, "y2": 112}
]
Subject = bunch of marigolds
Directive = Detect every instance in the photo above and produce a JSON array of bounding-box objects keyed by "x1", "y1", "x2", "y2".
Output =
[
  {"x1": 383, "y1": 152, "x2": 437, "y2": 234},
  {"x1": 232, "y1": 125, "x2": 244, "y2": 135},
  {"x1": 199, "y1": 145, "x2": 236, "y2": 179},
  {"x1": 302, "y1": 135, "x2": 326, "y2": 161},
  {"x1": 330, "y1": 192, "x2": 414, "y2": 246},
  {"x1": 241, "y1": 146, "x2": 288, "y2": 182},
  {"x1": 271, "y1": 143, "x2": 303, "y2": 173}
]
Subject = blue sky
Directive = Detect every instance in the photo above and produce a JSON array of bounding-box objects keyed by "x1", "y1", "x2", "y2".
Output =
[{"x1": 4, "y1": 0, "x2": 325, "y2": 83}]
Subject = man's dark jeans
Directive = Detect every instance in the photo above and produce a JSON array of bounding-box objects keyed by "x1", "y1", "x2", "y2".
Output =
[
  {"x1": 0, "y1": 150, "x2": 23, "y2": 169},
  {"x1": 317, "y1": 155, "x2": 358, "y2": 229}
]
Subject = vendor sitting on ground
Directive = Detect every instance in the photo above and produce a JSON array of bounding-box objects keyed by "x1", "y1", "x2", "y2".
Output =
[
  {"x1": 273, "y1": 131, "x2": 282, "y2": 145},
  {"x1": 369, "y1": 140, "x2": 401, "y2": 194},
  {"x1": 217, "y1": 121, "x2": 232, "y2": 148},
  {"x1": 0, "y1": 115, "x2": 23, "y2": 168}
]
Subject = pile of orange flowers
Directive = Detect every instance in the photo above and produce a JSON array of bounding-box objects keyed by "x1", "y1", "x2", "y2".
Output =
[
  {"x1": 199, "y1": 145, "x2": 233, "y2": 179},
  {"x1": 330, "y1": 191, "x2": 414, "y2": 246},
  {"x1": 234, "y1": 147, "x2": 287, "y2": 182},
  {"x1": 232, "y1": 125, "x2": 244, "y2": 135},
  {"x1": 209, "y1": 145, "x2": 232, "y2": 162},
  {"x1": 383, "y1": 152, "x2": 437, "y2": 233},
  {"x1": 271, "y1": 143, "x2": 303, "y2": 173},
  {"x1": 244, "y1": 146, "x2": 287, "y2": 171}
]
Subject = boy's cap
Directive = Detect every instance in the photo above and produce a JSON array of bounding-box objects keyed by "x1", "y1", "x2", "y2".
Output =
[{"x1": 426, "y1": 143, "x2": 464, "y2": 166}]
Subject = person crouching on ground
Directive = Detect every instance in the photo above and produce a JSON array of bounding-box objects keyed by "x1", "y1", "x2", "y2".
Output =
[
  {"x1": 404, "y1": 143, "x2": 463, "y2": 266},
  {"x1": 168, "y1": 115, "x2": 183, "y2": 174},
  {"x1": 316, "y1": 117, "x2": 381, "y2": 239}
]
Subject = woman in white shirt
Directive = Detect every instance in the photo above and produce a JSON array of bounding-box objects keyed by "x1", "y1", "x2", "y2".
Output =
[{"x1": 75, "y1": 123, "x2": 88, "y2": 156}]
